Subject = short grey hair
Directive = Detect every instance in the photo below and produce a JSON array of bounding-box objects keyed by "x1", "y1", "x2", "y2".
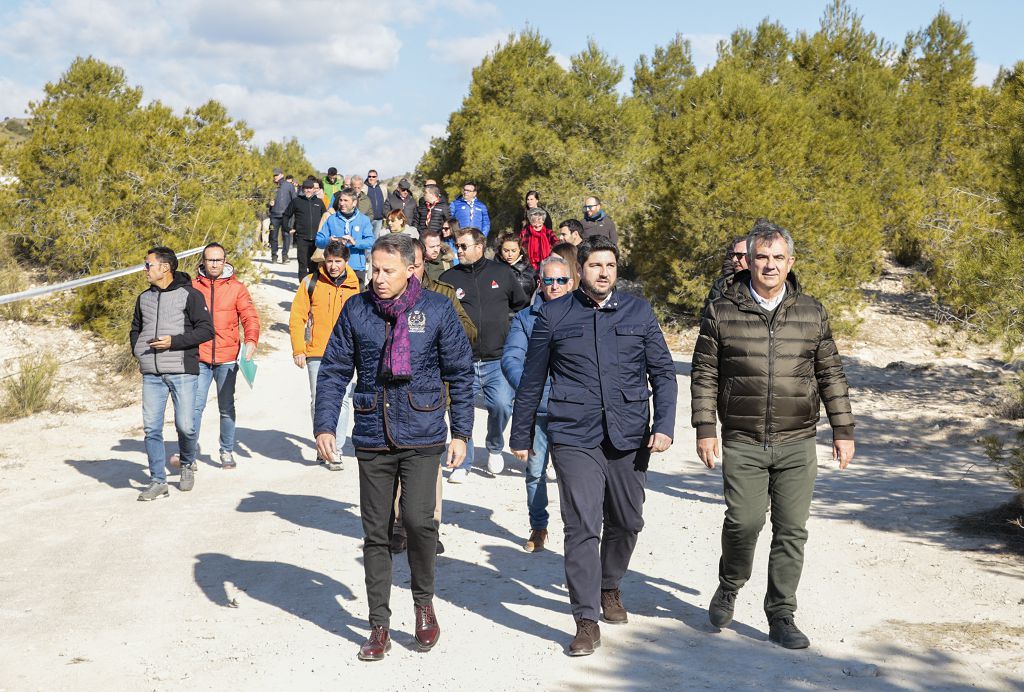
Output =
[
  {"x1": 539, "y1": 254, "x2": 569, "y2": 276},
  {"x1": 372, "y1": 232, "x2": 416, "y2": 266},
  {"x1": 350, "y1": 174, "x2": 363, "y2": 185},
  {"x1": 337, "y1": 186, "x2": 357, "y2": 201},
  {"x1": 424, "y1": 183, "x2": 441, "y2": 198},
  {"x1": 746, "y1": 219, "x2": 794, "y2": 262},
  {"x1": 527, "y1": 207, "x2": 547, "y2": 221}
]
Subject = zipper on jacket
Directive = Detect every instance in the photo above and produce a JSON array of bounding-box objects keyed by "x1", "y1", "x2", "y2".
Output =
[
  {"x1": 210, "y1": 278, "x2": 216, "y2": 365},
  {"x1": 153, "y1": 290, "x2": 162, "y2": 375},
  {"x1": 764, "y1": 312, "x2": 774, "y2": 450}
]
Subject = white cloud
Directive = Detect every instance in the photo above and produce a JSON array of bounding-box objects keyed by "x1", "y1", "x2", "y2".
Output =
[
  {"x1": 427, "y1": 30, "x2": 509, "y2": 67},
  {"x1": 314, "y1": 122, "x2": 445, "y2": 178},
  {"x1": 0, "y1": 78, "x2": 42, "y2": 118},
  {"x1": 683, "y1": 33, "x2": 727, "y2": 72},
  {"x1": 552, "y1": 51, "x2": 571, "y2": 70}
]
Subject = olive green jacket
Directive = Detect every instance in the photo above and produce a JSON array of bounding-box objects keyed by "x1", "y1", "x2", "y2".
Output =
[
  {"x1": 423, "y1": 274, "x2": 478, "y2": 346},
  {"x1": 691, "y1": 271, "x2": 854, "y2": 446}
]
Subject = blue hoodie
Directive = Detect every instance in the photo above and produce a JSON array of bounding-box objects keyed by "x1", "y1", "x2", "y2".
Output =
[{"x1": 316, "y1": 210, "x2": 375, "y2": 271}]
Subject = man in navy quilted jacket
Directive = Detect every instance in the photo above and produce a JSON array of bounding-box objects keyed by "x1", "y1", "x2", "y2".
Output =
[
  {"x1": 510, "y1": 235, "x2": 677, "y2": 656},
  {"x1": 314, "y1": 233, "x2": 474, "y2": 662}
]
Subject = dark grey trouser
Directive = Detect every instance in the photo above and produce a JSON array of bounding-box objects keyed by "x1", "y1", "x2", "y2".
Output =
[
  {"x1": 551, "y1": 441, "x2": 648, "y2": 622},
  {"x1": 268, "y1": 216, "x2": 290, "y2": 257},
  {"x1": 294, "y1": 237, "x2": 316, "y2": 280},
  {"x1": 719, "y1": 437, "x2": 818, "y2": 622},
  {"x1": 357, "y1": 445, "x2": 444, "y2": 628}
]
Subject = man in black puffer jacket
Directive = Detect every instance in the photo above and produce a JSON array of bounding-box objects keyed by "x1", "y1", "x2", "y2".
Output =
[
  {"x1": 281, "y1": 178, "x2": 328, "y2": 275},
  {"x1": 441, "y1": 226, "x2": 530, "y2": 481},
  {"x1": 691, "y1": 219, "x2": 855, "y2": 651}
]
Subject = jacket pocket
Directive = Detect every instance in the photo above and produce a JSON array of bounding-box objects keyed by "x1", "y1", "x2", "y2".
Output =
[
  {"x1": 408, "y1": 390, "x2": 444, "y2": 412},
  {"x1": 621, "y1": 386, "x2": 652, "y2": 402},
  {"x1": 353, "y1": 392, "x2": 378, "y2": 413},
  {"x1": 548, "y1": 383, "x2": 590, "y2": 402},
  {"x1": 718, "y1": 378, "x2": 735, "y2": 420},
  {"x1": 553, "y1": 326, "x2": 584, "y2": 341}
]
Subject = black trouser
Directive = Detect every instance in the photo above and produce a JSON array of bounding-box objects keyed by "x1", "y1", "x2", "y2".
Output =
[
  {"x1": 269, "y1": 217, "x2": 290, "y2": 258},
  {"x1": 552, "y1": 440, "x2": 648, "y2": 622},
  {"x1": 294, "y1": 237, "x2": 316, "y2": 280},
  {"x1": 357, "y1": 445, "x2": 444, "y2": 628},
  {"x1": 354, "y1": 269, "x2": 366, "y2": 286}
]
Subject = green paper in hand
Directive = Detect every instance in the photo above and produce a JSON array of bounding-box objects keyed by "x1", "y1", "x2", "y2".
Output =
[{"x1": 239, "y1": 355, "x2": 257, "y2": 389}]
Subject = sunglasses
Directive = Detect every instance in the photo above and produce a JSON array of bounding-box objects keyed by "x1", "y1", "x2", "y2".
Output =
[
  {"x1": 729, "y1": 252, "x2": 746, "y2": 260},
  {"x1": 144, "y1": 261, "x2": 166, "y2": 270},
  {"x1": 584, "y1": 204, "x2": 598, "y2": 210},
  {"x1": 455, "y1": 242, "x2": 479, "y2": 251},
  {"x1": 542, "y1": 277, "x2": 570, "y2": 286}
]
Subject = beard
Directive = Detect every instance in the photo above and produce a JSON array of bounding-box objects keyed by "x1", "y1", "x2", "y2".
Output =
[{"x1": 581, "y1": 276, "x2": 615, "y2": 301}]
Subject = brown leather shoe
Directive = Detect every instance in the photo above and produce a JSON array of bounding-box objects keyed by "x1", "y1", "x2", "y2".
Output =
[
  {"x1": 568, "y1": 618, "x2": 601, "y2": 656},
  {"x1": 524, "y1": 528, "x2": 548, "y2": 552},
  {"x1": 601, "y1": 588, "x2": 628, "y2": 624},
  {"x1": 358, "y1": 625, "x2": 391, "y2": 661},
  {"x1": 414, "y1": 603, "x2": 441, "y2": 651}
]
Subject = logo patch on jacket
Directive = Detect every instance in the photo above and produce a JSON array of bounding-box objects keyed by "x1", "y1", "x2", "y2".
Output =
[
  {"x1": 455, "y1": 287, "x2": 465, "y2": 300},
  {"x1": 490, "y1": 280, "x2": 499, "y2": 288},
  {"x1": 407, "y1": 310, "x2": 426, "y2": 333}
]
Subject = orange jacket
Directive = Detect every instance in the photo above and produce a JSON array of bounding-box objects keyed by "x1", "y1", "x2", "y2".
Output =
[
  {"x1": 192, "y1": 265, "x2": 260, "y2": 365},
  {"x1": 289, "y1": 264, "x2": 361, "y2": 358}
]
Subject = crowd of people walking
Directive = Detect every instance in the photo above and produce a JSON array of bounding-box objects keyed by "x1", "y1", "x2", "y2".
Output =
[{"x1": 128, "y1": 167, "x2": 855, "y2": 660}]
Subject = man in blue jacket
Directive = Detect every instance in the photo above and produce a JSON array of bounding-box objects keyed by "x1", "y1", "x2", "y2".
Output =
[
  {"x1": 502, "y1": 254, "x2": 575, "y2": 553},
  {"x1": 316, "y1": 187, "x2": 375, "y2": 284},
  {"x1": 314, "y1": 233, "x2": 474, "y2": 662},
  {"x1": 448, "y1": 181, "x2": 490, "y2": 237},
  {"x1": 510, "y1": 236, "x2": 677, "y2": 656}
]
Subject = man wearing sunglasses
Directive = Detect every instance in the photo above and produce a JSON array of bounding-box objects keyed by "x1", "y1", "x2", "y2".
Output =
[
  {"x1": 130, "y1": 246, "x2": 214, "y2": 501},
  {"x1": 702, "y1": 235, "x2": 749, "y2": 319},
  {"x1": 501, "y1": 255, "x2": 574, "y2": 553},
  {"x1": 440, "y1": 227, "x2": 529, "y2": 481},
  {"x1": 365, "y1": 169, "x2": 387, "y2": 237}
]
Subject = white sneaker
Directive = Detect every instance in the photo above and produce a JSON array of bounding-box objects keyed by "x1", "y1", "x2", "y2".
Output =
[
  {"x1": 448, "y1": 468, "x2": 469, "y2": 484},
  {"x1": 546, "y1": 464, "x2": 556, "y2": 481},
  {"x1": 487, "y1": 452, "x2": 505, "y2": 475}
]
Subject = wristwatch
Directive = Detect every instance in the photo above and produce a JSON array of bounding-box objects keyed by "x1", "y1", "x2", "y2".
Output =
[{"x1": 452, "y1": 434, "x2": 469, "y2": 443}]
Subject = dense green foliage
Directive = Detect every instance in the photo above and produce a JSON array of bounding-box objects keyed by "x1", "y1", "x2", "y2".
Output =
[
  {"x1": 418, "y1": 2, "x2": 1024, "y2": 346},
  {"x1": 0, "y1": 57, "x2": 311, "y2": 340}
]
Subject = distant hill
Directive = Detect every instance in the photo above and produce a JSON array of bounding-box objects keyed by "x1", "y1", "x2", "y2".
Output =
[{"x1": 0, "y1": 118, "x2": 30, "y2": 146}]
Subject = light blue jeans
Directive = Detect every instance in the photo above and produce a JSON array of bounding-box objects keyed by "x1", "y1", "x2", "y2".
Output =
[
  {"x1": 525, "y1": 414, "x2": 551, "y2": 529},
  {"x1": 461, "y1": 358, "x2": 515, "y2": 471},
  {"x1": 307, "y1": 358, "x2": 356, "y2": 447},
  {"x1": 193, "y1": 362, "x2": 237, "y2": 454},
  {"x1": 142, "y1": 373, "x2": 198, "y2": 483}
]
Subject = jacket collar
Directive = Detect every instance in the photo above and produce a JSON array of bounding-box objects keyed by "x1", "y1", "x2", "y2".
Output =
[
  {"x1": 196, "y1": 263, "x2": 235, "y2": 283},
  {"x1": 574, "y1": 287, "x2": 619, "y2": 311},
  {"x1": 725, "y1": 270, "x2": 801, "y2": 312}
]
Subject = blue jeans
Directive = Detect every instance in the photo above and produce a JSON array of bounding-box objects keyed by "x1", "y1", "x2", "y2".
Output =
[
  {"x1": 142, "y1": 373, "x2": 198, "y2": 483},
  {"x1": 461, "y1": 358, "x2": 514, "y2": 471},
  {"x1": 371, "y1": 219, "x2": 383, "y2": 238},
  {"x1": 193, "y1": 362, "x2": 237, "y2": 454},
  {"x1": 307, "y1": 358, "x2": 355, "y2": 445},
  {"x1": 525, "y1": 414, "x2": 550, "y2": 529}
]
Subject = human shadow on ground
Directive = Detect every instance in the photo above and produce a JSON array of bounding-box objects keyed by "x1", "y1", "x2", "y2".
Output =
[
  {"x1": 233, "y1": 426, "x2": 316, "y2": 465},
  {"x1": 66, "y1": 438, "x2": 214, "y2": 489},
  {"x1": 235, "y1": 491, "x2": 363, "y2": 540},
  {"x1": 193, "y1": 552, "x2": 365, "y2": 646},
  {"x1": 259, "y1": 276, "x2": 298, "y2": 293},
  {"x1": 645, "y1": 467, "x2": 721, "y2": 505}
]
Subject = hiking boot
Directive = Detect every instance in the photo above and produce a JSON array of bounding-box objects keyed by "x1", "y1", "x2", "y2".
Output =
[
  {"x1": 358, "y1": 625, "x2": 391, "y2": 661},
  {"x1": 568, "y1": 618, "x2": 601, "y2": 656},
  {"x1": 137, "y1": 482, "x2": 169, "y2": 502},
  {"x1": 524, "y1": 528, "x2": 548, "y2": 553},
  {"x1": 414, "y1": 603, "x2": 441, "y2": 651},
  {"x1": 709, "y1": 586, "x2": 738, "y2": 628},
  {"x1": 486, "y1": 452, "x2": 504, "y2": 475},
  {"x1": 318, "y1": 457, "x2": 343, "y2": 471},
  {"x1": 179, "y1": 464, "x2": 196, "y2": 492},
  {"x1": 768, "y1": 615, "x2": 810, "y2": 649},
  {"x1": 601, "y1": 588, "x2": 628, "y2": 624},
  {"x1": 220, "y1": 451, "x2": 236, "y2": 469}
]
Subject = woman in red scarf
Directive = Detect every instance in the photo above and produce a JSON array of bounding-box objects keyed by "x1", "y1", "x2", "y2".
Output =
[{"x1": 520, "y1": 207, "x2": 555, "y2": 270}]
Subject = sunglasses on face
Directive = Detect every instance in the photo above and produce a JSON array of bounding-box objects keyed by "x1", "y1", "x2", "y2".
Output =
[
  {"x1": 455, "y1": 242, "x2": 479, "y2": 251},
  {"x1": 542, "y1": 277, "x2": 570, "y2": 286},
  {"x1": 729, "y1": 252, "x2": 746, "y2": 260},
  {"x1": 144, "y1": 261, "x2": 165, "y2": 270}
]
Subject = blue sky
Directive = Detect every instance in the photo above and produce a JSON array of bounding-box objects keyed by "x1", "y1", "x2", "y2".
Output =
[{"x1": 0, "y1": 1, "x2": 1020, "y2": 178}]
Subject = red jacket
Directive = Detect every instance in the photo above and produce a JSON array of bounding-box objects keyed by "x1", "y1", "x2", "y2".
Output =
[{"x1": 192, "y1": 265, "x2": 261, "y2": 364}]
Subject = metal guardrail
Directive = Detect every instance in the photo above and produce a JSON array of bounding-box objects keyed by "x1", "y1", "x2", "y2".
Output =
[{"x1": 0, "y1": 245, "x2": 206, "y2": 306}]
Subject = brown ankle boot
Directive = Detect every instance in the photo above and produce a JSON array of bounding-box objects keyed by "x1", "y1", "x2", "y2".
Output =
[
  {"x1": 601, "y1": 588, "x2": 628, "y2": 624},
  {"x1": 358, "y1": 625, "x2": 391, "y2": 661},
  {"x1": 524, "y1": 528, "x2": 548, "y2": 552},
  {"x1": 569, "y1": 618, "x2": 601, "y2": 656}
]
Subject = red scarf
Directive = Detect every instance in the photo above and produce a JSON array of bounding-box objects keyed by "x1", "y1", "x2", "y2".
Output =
[{"x1": 520, "y1": 225, "x2": 554, "y2": 269}]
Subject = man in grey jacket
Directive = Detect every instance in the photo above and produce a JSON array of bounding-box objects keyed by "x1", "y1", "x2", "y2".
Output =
[
  {"x1": 130, "y1": 246, "x2": 214, "y2": 501},
  {"x1": 269, "y1": 168, "x2": 297, "y2": 263}
]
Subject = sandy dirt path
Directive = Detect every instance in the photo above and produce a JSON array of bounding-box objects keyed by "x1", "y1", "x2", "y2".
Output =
[{"x1": 0, "y1": 258, "x2": 1021, "y2": 690}]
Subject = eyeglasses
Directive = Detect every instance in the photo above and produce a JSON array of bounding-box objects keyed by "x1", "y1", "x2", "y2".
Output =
[
  {"x1": 542, "y1": 277, "x2": 570, "y2": 286},
  {"x1": 441, "y1": 226, "x2": 450, "y2": 231},
  {"x1": 367, "y1": 175, "x2": 377, "y2": 179},
  {"x1": 455, "y1": 242, "x2": 479, "y2": 251},
  {"x1": 584, "y1": 204, "x2": 598, "y2": 210},
  {"x1": 144, "y1": 261, "x2": 166, "y2": 270},
  {"x1": 204, "y1": 258, "x2": 225, "y2": 264},
  {"x1": 463, "y1": 188, "x2": 475, "y2": 193}
]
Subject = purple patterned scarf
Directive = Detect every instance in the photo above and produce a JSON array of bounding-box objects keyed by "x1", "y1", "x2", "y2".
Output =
[{"x1": 371, "y1": 275, "x2": 423, "y2": 381}]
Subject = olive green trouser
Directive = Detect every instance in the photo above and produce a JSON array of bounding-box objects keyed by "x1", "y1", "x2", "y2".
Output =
[{"x1": 719, "y1": 437, "x2": 817, "y2": 622}]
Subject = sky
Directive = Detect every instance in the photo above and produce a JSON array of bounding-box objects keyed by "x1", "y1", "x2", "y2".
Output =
[{"x1": 0, "y1": 0, "x2": 1021, "y2": 178}]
